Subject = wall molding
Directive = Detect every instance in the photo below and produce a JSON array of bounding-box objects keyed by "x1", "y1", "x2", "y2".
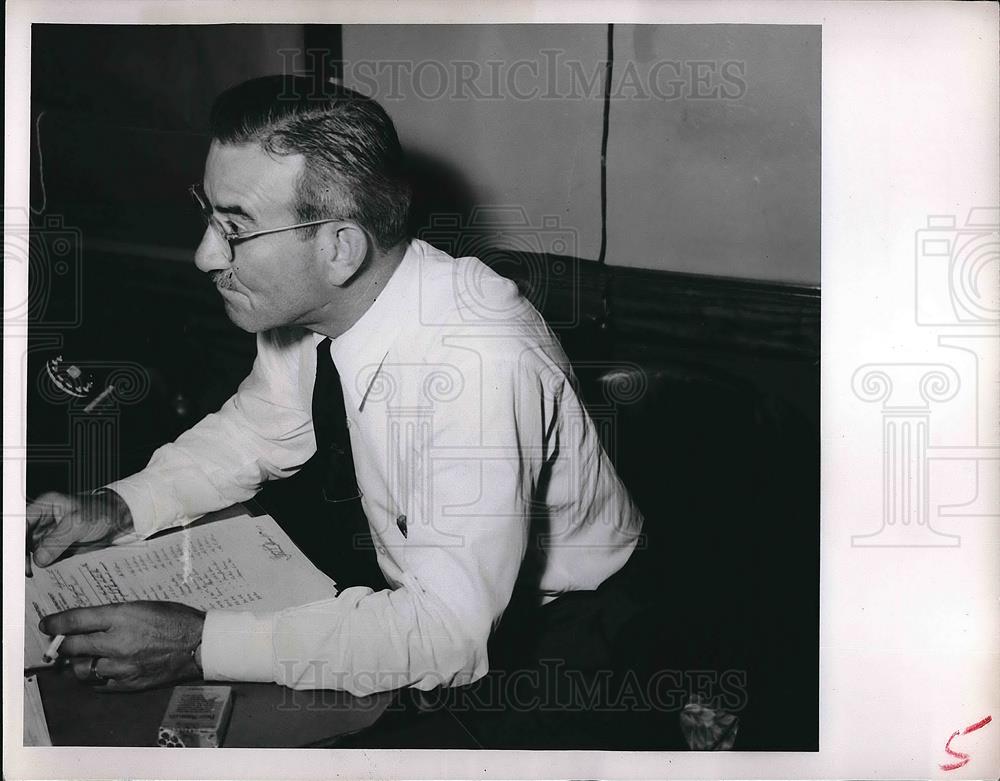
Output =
[{"x1": 490, "y1": 252, "x2": 820, "y2": 362}]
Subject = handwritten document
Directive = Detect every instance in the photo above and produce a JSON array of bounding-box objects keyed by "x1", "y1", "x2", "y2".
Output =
[{"x1": 25, "y1": 513, "x2": 338, "y2": 667}]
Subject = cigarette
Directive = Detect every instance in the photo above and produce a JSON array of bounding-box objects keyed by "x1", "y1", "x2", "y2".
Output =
[{"x1": 42, "y1": 634, "x2": 66, "y2": 664}]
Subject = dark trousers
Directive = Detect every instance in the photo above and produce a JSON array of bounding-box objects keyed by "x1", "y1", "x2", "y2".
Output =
[
  {"x1": 259, "y1": 471, "x2": 771, "y2": 749},
  {"x1": 461, "y1": 533, "x2": 810, "y2": 751},
  {"x1": 443, "y1": 539, "x2": 714, "y2": 750}
]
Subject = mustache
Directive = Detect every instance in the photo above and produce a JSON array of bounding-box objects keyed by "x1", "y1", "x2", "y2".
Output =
[{"x1": 210, "y1": 270, "x2": 236, "y2": 291}]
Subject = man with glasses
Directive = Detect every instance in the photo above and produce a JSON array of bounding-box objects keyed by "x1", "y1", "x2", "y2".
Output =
[{"x1": 28, "y1": 76, "x2": 653, "y2": 746}]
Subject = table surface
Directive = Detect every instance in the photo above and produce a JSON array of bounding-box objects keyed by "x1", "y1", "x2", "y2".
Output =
[
  {"x1": 35, "y1": 666, "x2": 392, "y2": 747},
  {"x1": 28, "y1": 502, "x2": 392, "y2": 748}
]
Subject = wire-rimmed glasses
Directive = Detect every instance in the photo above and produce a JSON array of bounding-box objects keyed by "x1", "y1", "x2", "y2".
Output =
[{"x1": 189, "y1": 183, "x2": 345, "y2": 260}]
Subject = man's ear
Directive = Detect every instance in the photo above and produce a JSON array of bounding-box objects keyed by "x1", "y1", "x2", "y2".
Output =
[{"x1": 317, "y1": 222, "x2": 369, "y2": 286}]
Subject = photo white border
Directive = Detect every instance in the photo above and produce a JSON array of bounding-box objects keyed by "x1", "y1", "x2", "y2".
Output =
[{"x1": 5, "y1": 1, "x2": 998, "y2": 778}]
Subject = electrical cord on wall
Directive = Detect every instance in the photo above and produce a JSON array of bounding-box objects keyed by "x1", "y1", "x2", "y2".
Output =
[
  {"x1": 598, "y1": 23, "x2": 613, "y2": 267},
  {"x1": 597, "y1": 24, "x2": 615, "y2": 329},
  {"x1": 32, "y1": 110, "x2": 49, "y2": 215}
]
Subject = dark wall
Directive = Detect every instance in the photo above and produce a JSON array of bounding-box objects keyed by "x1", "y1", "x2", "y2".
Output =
[
  {"x1": 27, "y1": 24, "x2": 318, "y2": 494},
  {"x1": 32, "y1": 25, "x2": 307, "y2": 130}
]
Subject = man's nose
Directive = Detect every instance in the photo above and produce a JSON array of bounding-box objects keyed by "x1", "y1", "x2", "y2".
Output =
[{"x1": 193, "y1": 227, "x2": 231, "y2": 273}]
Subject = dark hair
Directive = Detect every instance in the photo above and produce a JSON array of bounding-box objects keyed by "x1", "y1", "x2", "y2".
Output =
[{"x1": 209, "y1": 75, "x2": 411, "y2": 250}]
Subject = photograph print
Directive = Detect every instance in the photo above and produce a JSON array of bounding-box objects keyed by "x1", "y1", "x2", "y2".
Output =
[{"x1": 21, "y1": 21, "x2": 820, "y2": 752}]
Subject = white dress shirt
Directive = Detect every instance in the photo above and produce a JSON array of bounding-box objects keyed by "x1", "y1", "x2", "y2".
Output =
[{"x1": 109, "y1": 238, "x2": 644, "y2": 695}]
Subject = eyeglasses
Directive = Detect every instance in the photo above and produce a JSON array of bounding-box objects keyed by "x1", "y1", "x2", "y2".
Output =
[{"x1": 189, "y1": 183, "x2": 345, "y2": 261}]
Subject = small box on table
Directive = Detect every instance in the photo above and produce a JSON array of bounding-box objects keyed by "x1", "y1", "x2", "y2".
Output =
[{"x1": 158, "y1": 685, "x2": 234, "y2": 747}]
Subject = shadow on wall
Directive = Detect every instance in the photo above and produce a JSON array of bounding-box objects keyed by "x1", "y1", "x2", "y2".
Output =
[{"x1": 405, "y1": 147, "x2": 479, "y2": 239}]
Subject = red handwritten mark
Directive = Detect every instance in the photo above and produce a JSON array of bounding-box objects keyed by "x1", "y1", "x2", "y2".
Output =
[{"x1": 939, "y1": 715, "x2": 992, "y2": 771}]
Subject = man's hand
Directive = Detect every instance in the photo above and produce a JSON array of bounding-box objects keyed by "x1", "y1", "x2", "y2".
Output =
[
  {"x1": 27, "y1": 490, "x2": 134, "y2": 568},
  {"x1": 39, "y1": 602, "x2": 205, "y2": 692}
]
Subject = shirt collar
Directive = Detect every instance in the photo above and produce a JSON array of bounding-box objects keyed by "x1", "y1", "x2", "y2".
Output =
[{"x1": 318, "y1": 239, "x2": 422, "y2": 409}]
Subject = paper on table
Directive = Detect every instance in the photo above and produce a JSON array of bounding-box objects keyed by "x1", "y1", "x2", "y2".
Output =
[{"x1": 24, "y1": 513, "x2": 338, "y2": 668}]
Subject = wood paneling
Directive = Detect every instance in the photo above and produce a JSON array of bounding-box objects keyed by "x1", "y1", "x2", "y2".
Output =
[{"x1": 491, "y1": 252, "x2": 820, "y2": 361}]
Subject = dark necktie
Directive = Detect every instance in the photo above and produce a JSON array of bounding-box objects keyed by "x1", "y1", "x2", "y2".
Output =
[
  {"x1": 312, "y1": 337, "x2": 362, "y2": 504},
  {"x1": 308, "y1": 337, "x2": 388, "y2": 590}
]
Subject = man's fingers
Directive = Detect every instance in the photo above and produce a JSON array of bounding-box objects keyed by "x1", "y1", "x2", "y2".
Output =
[
  {"x1": 70, "y1": 655, "x2": 136, "y2": 685},
  {"x1": 29, "y1": 516, "x2": 57, "y2": 548},
  {"x1": 32, "y1": 511, "x2": 85, "y2": 567},
  {"x1": 58, "y1": 632, "x2": 110, "y2": 658},
  {"x1": 69, "y1": 657, "x2": 91, "y2": 681},
  {"x1": 40, "y1": 605, "x2": 114, "y2": 637},
  {"x1": 27, "y1": 506, "x2": 56, "y2": 550},
  {"x1": 25, "y1": 494, "x2": 54, "y2": 526},
  {"x1": 26, "y1": 492, "x2": 69, "y2": 528}
]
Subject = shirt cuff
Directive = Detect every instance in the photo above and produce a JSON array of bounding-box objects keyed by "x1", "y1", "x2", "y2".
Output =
[
  {"x1": 104, "y1": 474, "x2": 161, "y2": 539},
  {"x1": 201, "y1": 610, "x2": 275, "y2": 683}
]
